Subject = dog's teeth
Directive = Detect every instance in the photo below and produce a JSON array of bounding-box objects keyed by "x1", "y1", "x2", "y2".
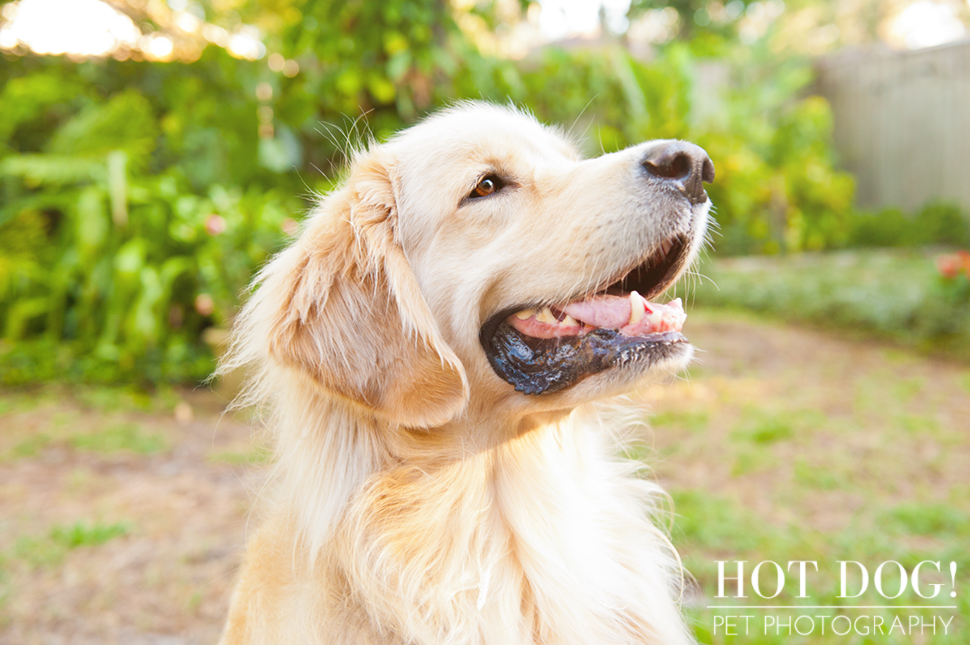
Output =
[
  {"x1": 514, "y1": 309, "x2": 536, "y2": 320},
  {"x1": 629, "y1": 291, "x2": 646, "y2": 325},
  {"x1": 562, "y1": 314, "x2": 580, "y2": 327},
  {"x1": 535, "y1": 307, "x2": 557, "y2": 324}
]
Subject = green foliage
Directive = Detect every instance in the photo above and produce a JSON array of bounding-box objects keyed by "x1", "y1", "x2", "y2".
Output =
[
  {"x1": 277, "y1": 0, "x2": 466, "y2": 120},
  {"x1": 0, "y1": 169, "x2": 296, "y2": 384},
  {"x1": 693, "y1": 250, "x2": 970, "y2": 359},
  {"x1": 48, "y1": 91, "x2": 158, "y2": 163},
  {"x1": 847, "y1": 202, "x2": 970, "y2": 249},
  {"x1": 0, "y1": 55, "x2": 301, "y2": 384},
  {"x1": 500, "y1": 44, "x2": 857, "y2": 256},
  {"x1": 628, "y1": 0, "x2": 759, "y2": 44},
  {"x1": 698, "y1": 64, "x2": 855, "y2": 254},
  {"x1": 0, "y1": 1, "x2": 949, "y2": 384}
]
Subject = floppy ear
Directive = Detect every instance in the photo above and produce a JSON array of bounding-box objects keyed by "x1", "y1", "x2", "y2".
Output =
[{"x1": 260, "y1": 150, "x2": 469, "y2": 428}]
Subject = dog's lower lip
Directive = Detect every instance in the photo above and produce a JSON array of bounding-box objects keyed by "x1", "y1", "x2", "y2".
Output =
[{"x1": 481, "y1": 323, "x2": 689, "y2": 395}]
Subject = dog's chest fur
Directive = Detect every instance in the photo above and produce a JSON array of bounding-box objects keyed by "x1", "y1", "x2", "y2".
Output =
[{"x1": 226, "y1": 413, "x2": 692, "y2": 645}]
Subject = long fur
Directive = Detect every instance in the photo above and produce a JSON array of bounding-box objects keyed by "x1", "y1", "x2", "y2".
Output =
[{"x1": 218, "y1": 103, "x2": 704, "y2": 645}]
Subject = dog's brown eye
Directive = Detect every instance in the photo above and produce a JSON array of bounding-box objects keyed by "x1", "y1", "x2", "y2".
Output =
[{"x1": 471, "y1": 175, "x2": 502, "y2": 199}]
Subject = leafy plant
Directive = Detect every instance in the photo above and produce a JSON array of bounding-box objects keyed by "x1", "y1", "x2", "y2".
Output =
[
  {"x1": 0, "y1": 1, "x2": 947, "y2": 385},
  {"x1": 0, "y1": 58, "x2": 302, "y2": 384},
  {"x1": 0, "y1": 170, "x2": 298, "y2": 384},
  {"x1": 693, "y1": 249, "x2": 970, "y2": 359},
  {"x1": 497, "y1": 44, "x2": 857, "y2": 256},
  {"x1": 847, "y1": 202, "x2": 970, "y2": 249}
]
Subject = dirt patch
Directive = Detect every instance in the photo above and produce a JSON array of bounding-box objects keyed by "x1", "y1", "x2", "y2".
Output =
[
  {"x1": 646, "y1": 311, "x2": 970, "y2": 534},
  {"x1": 0, "y1": 388, "x2": 267, "y2": 644}
]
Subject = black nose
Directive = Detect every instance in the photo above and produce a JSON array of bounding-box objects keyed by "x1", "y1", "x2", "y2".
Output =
[{"x1": 641, "y1": 141, "x2": 715, "y2": 205}]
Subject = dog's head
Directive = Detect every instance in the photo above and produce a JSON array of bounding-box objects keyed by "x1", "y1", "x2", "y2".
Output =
[{"x1": 235, "y1": 103, "x2": 713, "y2": 428}]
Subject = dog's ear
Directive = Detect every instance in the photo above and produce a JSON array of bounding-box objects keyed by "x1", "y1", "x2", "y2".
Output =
[{"x1": 259, "y1": 150, "x2": 468, "y2": 427}]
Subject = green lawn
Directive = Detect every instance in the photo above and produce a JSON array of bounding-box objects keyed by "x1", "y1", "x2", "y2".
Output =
[{"x1": 644, "y1": 311, "x2": 970, "y2": 644}]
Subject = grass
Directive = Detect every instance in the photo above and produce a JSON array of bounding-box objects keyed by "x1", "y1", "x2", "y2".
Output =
[
  {"x1": 208, "y1": 445, "x2": 273, "y2": 466},
  {"x1": 690, "y1": 249, "x2": 970, "y2": 361},
  {"x1": 731, "y1": 410, "x2": 796, "y2": 444},
  {"x1": 3, "y1": 423, "x2": 170, "y2": 460},
  {"x1": 725, "y1": 408, "x2": 827, "y2": 476},
  {"x1": 0, "y1": 382, "x2": 257, "y2": 642},
  {"x1": 882, "y1": 504, "x2": 969, "y2": 536},
  {"x1": 644, "y1": 313, "x2": 970, "y2": 644},
  {"x1": 793, "y1": 459, "x2": 841, "y2": 490},
  {"x1": 71, "y1": 423, "x2": 168, "y2": 455},
  {"x1": 651, "y1": 410, "x2": 711, "y2": 434},
  {"x1": 674, "y1": 487, "x2": 969, "y2": 644},
  {"x1": 0, "y1": 384, "x2": 189, "y2": 461},
  {"x1": 0, "y1": 383, "x2": 181, "y2": 414},
  {"x1": 8, "y1": 433, "x2": 51, "y2": 459},
  {"x1": 13, "y1": 521, "x2": 130, "y2": 569},
  {"x1": 671, "y1": 489, "x2": 782, "y2": 554}
]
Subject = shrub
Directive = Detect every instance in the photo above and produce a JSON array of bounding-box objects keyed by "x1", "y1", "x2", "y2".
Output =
[
  {"x1": 692, "y1": 250, "x2": 970, "y2": 360},
  {"x1": 507, "y1": 45, "x2": 857, "y2": 256},
  {"x1": 0, "y1": 167, "x2": 299, "y2": 385},
  {"x1": 0, "y1": 21, "x2": 901, "y2": 384},
  {"x1": 847, "y1": 202, "x2": 970, "y2": 249}
]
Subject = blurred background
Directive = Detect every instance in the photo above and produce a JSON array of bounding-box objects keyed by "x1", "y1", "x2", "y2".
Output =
[{"x1": 0, "y1": 0, "x2": 968, "y2": 643}]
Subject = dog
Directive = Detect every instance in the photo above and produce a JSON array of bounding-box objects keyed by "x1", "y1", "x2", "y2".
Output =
[{"x1": 218, "y1": 102, "x2": 714, "y2": 644}]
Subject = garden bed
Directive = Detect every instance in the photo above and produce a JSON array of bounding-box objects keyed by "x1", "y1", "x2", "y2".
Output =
[{"x1": 689, "y1": 248, "x2": 970, "y2": 362}]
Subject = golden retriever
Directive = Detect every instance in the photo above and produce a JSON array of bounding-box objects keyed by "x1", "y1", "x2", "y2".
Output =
[{"x1": 218, "y1": 102, "x2": 714, "y2": 644}]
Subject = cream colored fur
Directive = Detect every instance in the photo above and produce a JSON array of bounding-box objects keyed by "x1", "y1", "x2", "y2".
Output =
[{"x1": 218, "y1": 103, "x2": 709, "y2": 645}]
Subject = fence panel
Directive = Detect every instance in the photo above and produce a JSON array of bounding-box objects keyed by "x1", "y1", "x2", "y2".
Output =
[{"x1": 815, "y1": 40, "x2": 970, "y2": 213}]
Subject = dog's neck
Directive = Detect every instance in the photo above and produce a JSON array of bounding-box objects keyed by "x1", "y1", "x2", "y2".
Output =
[{"x1": 270, "y1": 378, "x2": 692, "y2": 644}]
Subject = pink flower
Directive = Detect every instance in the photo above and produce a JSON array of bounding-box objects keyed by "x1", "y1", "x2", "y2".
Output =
[
  {"x1": 937, "y1": 254, "x2": 960, "y2": 279},
  {"x1": 957, "y1": 250, "x2": 970, "y2": 276},
  {"x1": 938, "y1": 250, "x2": 970, "y2": 279},
  {"x1": 205, "y1": 214, "x2": 226, "y2": 236},
  {"x1": 194, "y1": 293, "x2": 215, "y2": 316}
]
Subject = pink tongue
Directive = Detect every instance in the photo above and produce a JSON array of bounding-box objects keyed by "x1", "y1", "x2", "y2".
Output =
[{"x1": 562, "y1": 294, "x2": 631, "y2": 329}]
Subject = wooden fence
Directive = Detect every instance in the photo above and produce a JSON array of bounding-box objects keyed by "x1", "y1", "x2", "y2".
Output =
[{"x1": 815, "y1": 40, "x2": 970, "y2": 213}]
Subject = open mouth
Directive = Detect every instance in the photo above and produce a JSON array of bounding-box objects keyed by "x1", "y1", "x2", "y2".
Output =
[{"x1": 480, "y1": 235, "x2": 693, "y2": 395}]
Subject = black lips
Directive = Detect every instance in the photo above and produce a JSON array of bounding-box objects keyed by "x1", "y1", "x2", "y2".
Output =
[{"x1": 481, "y1": 322, "x2": 688, "y2": 395}]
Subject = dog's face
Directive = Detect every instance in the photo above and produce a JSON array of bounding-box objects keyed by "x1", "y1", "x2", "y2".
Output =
[
  {"x1": 259, "y1": 103, "x2": 712, "y2": 427},
  {"x1": 386, "y1": 104, "x2": 713, "y2": 411}
]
